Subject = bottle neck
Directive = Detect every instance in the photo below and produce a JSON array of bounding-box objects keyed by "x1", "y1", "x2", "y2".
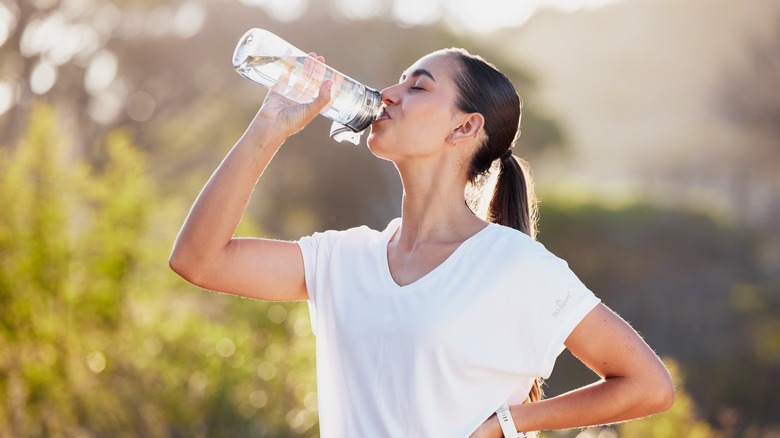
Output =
[{"x1": 343, "y1": 87, "x2": 383, "y2": 132}]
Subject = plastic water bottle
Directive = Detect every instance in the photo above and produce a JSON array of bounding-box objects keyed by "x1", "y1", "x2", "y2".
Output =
[{"x1": 232, "y1": 28, "x2": 382, "y2": 144}]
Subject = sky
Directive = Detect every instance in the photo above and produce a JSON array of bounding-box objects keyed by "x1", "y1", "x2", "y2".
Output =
[{"x1": 238, "y1": 0, "x2": 626, "y2": 34}]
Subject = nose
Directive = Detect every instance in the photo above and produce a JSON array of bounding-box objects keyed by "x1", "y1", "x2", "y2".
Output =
[{"x1": 380, "y1": 83, "x2": 401, "y2": 106}]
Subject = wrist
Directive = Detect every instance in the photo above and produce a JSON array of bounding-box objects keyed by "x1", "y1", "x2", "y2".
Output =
[
  {"x1": 247, "y1": 116, "x2": 290, "y2": 144},
  {"x1": 240, "y1": 117, "x2": 293, "y2": 158},
  {"x1": 496, "y1": 403, "x2": 526, "y2": 438}
]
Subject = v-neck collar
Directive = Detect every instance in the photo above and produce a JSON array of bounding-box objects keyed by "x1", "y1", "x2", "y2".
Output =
[{"x1": 379, "y1": 218, "x2": 494, "y2": 290}]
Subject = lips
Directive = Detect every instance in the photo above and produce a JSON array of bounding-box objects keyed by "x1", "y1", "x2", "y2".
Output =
[{"x1": 373, "y1": 107, "x2": 391, "y2": 123}]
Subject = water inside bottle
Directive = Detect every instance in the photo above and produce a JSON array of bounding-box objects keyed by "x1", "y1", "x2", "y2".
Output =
[{"x1": 235, "y1": 55, "x2": 369, "y2": 128}]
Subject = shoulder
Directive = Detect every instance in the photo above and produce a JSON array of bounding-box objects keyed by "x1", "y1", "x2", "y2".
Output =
[
  {"x1": 479, "y1": 223, "x2": 570, "y2": 270},
  {"x1": 480, "y1": 223, "x2": 542, "y2": 255},
  {"x1": 297, "y1": 218, "x2": 398, "y2": 252}
]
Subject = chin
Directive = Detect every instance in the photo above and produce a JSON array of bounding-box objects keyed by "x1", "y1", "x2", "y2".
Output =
[
  {"x1": 366, "y1": 133, "x2": 395, "y2": 162},
  {"x1": 366, "y1": 128, "x2": 381, "y2": 151}
]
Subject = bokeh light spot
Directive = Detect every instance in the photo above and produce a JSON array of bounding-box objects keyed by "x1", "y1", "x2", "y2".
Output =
[
  {"x1": 249, "y1": 389, "x2": 268, "y2": 408},
  {"x1": 267, "y1": 304, "x2": 287, "y2": 324},
  {"x1": 216, "y1": 337, "x2": 236, "y2": 357},
  {"x1": 145, "y1": 6, "x2": 173, "y2": 38},
  {"x1": 84, "y1": 50, "x2": 117, "y2": 93},
  {"x1": 392, "y1": 0, "x2": 440, "y2": 27},
  {"x1": 293, "y1": 318, "x2": 311, "y2": 337},
  {"x1": 239, "y1": 0, "x2": 307, "y2": 23},
  {"x1": 265, "y1": 343, "x2": 284, "y2": 363},
  {"x1": 127, "y1": 90, "x2": 157, "y2": 122},
  {"x1": 334, "y1": 0, "x2": 381, "y2": 20},
  {"x1": 87, "y1": 87, "x2": 124, "y2": 125},
  {"x1": 86, "y1": 351, "x2": 106, "y2": 373},
  {"x1": 303, "y1": 391, "x2": 318, "y2": 411},
  {"x1": 173, "y1": 2, "x2": 205, "y2": 39},
  {"x1": 30, "y1": 61, "x2": 57, "y2": 95},
  {"x1": 256, "y1": 361, "x2": 277, "y2": 380},
  {"x1": 189, "y1": 371, "x2": 208, "y2": 392}
]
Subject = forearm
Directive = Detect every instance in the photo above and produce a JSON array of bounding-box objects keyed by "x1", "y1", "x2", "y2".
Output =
[
  {"x1": 170, "y1": 117, "x2": 286, "y2": 277},
  {"x1": 518, "y1": 376, "x2": 669, "y2": 432}
]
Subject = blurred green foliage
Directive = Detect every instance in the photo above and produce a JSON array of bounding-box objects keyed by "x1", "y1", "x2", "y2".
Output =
[{"x1": 0, "y1": 103, "x2": 317, "y2": 437}]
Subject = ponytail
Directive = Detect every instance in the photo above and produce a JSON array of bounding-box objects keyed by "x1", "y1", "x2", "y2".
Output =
[{"x1": 488, "y1": 154, "x2": 538, "y2": 239}]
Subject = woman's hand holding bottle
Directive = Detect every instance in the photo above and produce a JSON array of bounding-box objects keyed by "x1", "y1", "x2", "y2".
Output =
[{"x1": 252, "y1": 53, "x2": 333, "y2": 140}]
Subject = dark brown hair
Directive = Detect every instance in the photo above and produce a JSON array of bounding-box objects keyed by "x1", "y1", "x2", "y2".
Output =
[{"x1": 445, "y1": 48, "x2": 542, "y2": 402}]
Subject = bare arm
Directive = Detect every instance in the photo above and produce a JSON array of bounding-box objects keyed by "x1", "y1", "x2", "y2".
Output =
[
  {"x1": 472, "y1": 304, "x2": 674, "y2": 436},
  {"x1": 169, "y1": 56, "x2": 332, "y2": 301}
]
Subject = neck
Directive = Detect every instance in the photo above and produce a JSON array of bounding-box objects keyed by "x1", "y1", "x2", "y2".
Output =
[{"x1": 392, "y1": 158, "x2": 483, "y2": 249}]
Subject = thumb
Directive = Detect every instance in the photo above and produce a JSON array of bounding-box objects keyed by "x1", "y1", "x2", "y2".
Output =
[{"x1": 307, "y1": 80, "x2": 332, "y2": 115}]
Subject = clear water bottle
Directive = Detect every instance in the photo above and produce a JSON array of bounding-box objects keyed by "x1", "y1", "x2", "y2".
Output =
[{"x1": 232, "y1": 28, "x2": 382, "y2": 144}]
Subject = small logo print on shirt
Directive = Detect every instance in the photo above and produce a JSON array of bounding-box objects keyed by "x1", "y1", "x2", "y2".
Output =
[{"x1": 552, "y1": 292, "x2": 572, "y2": 317}]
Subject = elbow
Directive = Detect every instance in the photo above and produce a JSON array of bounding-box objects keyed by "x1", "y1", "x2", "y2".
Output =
[
  {"x1": 168, "y1": 249, "x2": 204, "y2": 285},
  {"x1": 168, "y1": 251, "x2": 189, "y2": 279},
  {"x1": 658, "y1": 377, "x2": 676, "y2": 413},
  {"x1": 619, "y1": 364, "x2": 675, "y2": 416},
  {"x1": 645, "y1": 369, "x2": 676, "y2": 414}
]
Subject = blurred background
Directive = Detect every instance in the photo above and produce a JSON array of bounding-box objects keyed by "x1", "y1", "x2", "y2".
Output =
[{"x1": 1, "y1": 0, "x2": 778, "y2": 436}]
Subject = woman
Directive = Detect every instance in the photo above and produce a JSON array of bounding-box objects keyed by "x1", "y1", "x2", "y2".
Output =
[{"x1": 169, "y1": 48, "x2": 674, "y2": 437}]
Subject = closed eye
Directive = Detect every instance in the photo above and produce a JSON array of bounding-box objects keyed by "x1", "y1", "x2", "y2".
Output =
[{"x1": 410, "y1": 86, "x2": 424, "y2": 91}]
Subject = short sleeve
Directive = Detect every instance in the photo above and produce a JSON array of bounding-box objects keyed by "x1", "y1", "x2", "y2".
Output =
[
  {"x1": 296, "y1": 229, "x2": 342, "y2": 335},
  {"x1": 297, "y1": 232, "x2": 322, "y2": 303},
  {"x1": 516, "y1": 241, "x2": 601, "y2": 378}
]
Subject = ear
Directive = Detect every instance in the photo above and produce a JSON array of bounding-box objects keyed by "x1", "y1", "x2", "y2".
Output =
[{"x1": 447, "y1": 113, "x2": 485, "y2": 145}]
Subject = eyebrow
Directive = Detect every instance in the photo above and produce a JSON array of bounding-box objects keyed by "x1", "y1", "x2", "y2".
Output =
[{"x1": 399, "y1": 68, "x2": 436, "y2": 83}]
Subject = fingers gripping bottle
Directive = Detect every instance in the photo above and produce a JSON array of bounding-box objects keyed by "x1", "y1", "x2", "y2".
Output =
[{"x1": 232, "y1": 28, "x2": 382, "y2": 144}]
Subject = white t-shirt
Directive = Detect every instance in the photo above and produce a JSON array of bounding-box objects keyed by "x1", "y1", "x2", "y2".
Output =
[{"x1": 297, "y1": 218, "x2": 600, "y2": 437}]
